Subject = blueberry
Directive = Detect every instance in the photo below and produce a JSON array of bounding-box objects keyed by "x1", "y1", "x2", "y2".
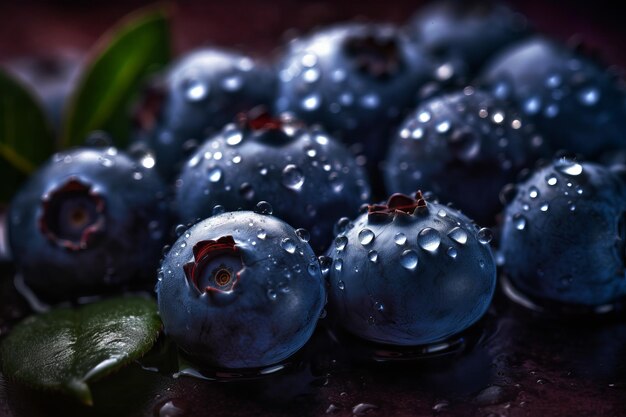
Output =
[
  {"x1": 500, "y1": 158, "x2": 626, "y2": 307},
  {"x1": 408, "y1": 0, "x2": 529, "y2": 75},
  {"x1": 133, "y1": 48, "x2": 276, "y2": 180},
  {"x1": 275, "y1": 23, "x2": 433, "y2": 192},
  {"x1": 156, "y1": 211, "x2": 325, "y2": 369},
  {"x1": 385, "y1": 88, "x2": 550, "y2": 225},
  {"x1": 175, "y1": 111, "x2": 371, "y2": 251},
  {"x1": 8, "y1": 147, "x2": 169, "y2": 302},
  {"x1": 479, "y1": 36, "x2": 626, "y2": 157},
  {"x1": 326, "y1": 192, "x2": 496, "y2": 346}
]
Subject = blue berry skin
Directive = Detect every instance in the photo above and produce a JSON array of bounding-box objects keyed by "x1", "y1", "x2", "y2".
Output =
[
  {"x1": 501, "y1": 159, "x2": 626, "y2": 306},
  {"x1": 326, "y1": 192, "x2": 496, "y2": 346},
  {"x1": 175, "y1": 113, "x2": 371, "y2": 251},
  {"x1": 156, "y1": 211, "x2": 326, "y2": 369},
  {"x1": 385, "y1": 88, "x2": 551, "y2": 226},
  {"x1": 408, "y1": 0, "x2": 529, "y2": 74},
  {"x1": 275, "y1": 23, "x2": 433, "y2": 172},
  {"x1": 8, "y1": 148, "x2": 169, "y2": 302},
  {"x1": 134, "y1": 48, "x2": 276, "y2": 180},
  {"x1": 479, "y1": 37, "x2": 626, "y2": 158}
]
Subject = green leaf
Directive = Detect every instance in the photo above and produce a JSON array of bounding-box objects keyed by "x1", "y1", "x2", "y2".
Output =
[
  {"x1": 61, "y1": 4, "x2": 171, "y2": 149},
  {"x1": 0, "y1": 69, "x2": 55, "y2": 203},
  {"x1": 0, "y1": 296, "x2": 162, "y2": 406}
]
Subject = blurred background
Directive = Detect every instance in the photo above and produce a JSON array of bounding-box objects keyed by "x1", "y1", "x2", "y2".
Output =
[{"x1": 0, "y1": 0, "x2": 625, "y2": 65}]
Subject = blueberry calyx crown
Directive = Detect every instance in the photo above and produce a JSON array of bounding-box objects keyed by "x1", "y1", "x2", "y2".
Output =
[
  {"x1": 343, "y1": 31, "x2": 403, "y2": 80},
  {"x1": 368, "y1": 191, "x2": 427, "y2": 221},
  {"x1": 235, "y1": 108, "x2": 301, "y2": 145},
  {"x1": 184, "y1": 235, "x2": 242, "y2": 294},
  {"x1": 39, "y1": 177, "x2": 106, "y2": 251}
]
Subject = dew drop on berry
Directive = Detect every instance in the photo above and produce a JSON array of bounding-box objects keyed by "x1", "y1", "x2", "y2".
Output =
[
  {"x1": 222, "y1": 75, "x2": 243, "y2": 92},
  {"x1": 546, "y1": 174, "x2": 558, "y2": 186},
  {"x1": 448, "y1": 227, "x2": 468, "y2": 245},
  {"x1": 257, "y1": 229, "x2": 266, "y2": 240},
  {"x1": 400, "y1": 250, "x2": 418, "y2": 270},
  {"x1": 183, "y1": 78, "x2": 209, "y2": 102},
  {"x1": 446, "y1": 247, "x2": 458, "y2": 259},
  {"x1": 338, "y1": 280, "x2": 345, "y2": 290},
  {"x1": 307, "y1": 262, "x2": 319, "y2": 277},
  {"x1": 319, "y1": 256, "x2": 332, "y2": 276},
  {"x1": 513, "y1": 213, "x2": 526, "y2": 230},
  {"x1": 255, "y1": 201, "x2": 273, "y2": 215},
  {"x1": 301, "y1": 94, "x2": 321, "y2": 111},
  {"x1": 281, "y1": 238, "x2": 296, "y2": 254},
  {"x1": 281, "y1": 164, "x2": 305, "y2": 191},
  {"x1": 555, "y1": 159, "x2": 583, "y2": 176},
  {"x1": 374, "y1": 302, "x2": 384, "y2": 312},
  {"x1": 175, "y1": 224, "x2": 187, "y2": 237},
  {"x1": 208, "y1": 167, "x2": 222, "y2": 183},
  {"x1": 335, "y1": 259, "x2": 343, "y2": 272},
  {"x1": 296, "y1": 228, "x2": 310, "y2": 242},
  {"x1": 417, "y1": 228, "x2": 441, "y2": 252},
  {"x1": 540, "y1": 202, "x2": 549, "y2": 212},
  {"x1": 394, "y1": 233, "x2": 407, "y2": 246},
  {"x1": 477, "y1": 228, "x2": 493, "y2": 244},
  {"x1": 334, "y1": 236, "x2": 348, "y2": 251},
  {"x1": 368, "y1": 250, "x2": 378, "y2": 263},
  {"x1": 224, "y1": 129, "x2": 243, "y2": 146},
  {"x1": 529, "y1": 186, "x2": 539, "y2": 199},
  {"x1": 578, "y1": 87, "x2": 600, "y2": 106},
  {"x1": 212, "y1": 205, "x2": 225, "y2": 216},
  {"x1": 358, "y1": 228, "x2": 375, "y2": 246},
  {"x1": 267, "y1": 289, "x2": 278, "y2": 300}
]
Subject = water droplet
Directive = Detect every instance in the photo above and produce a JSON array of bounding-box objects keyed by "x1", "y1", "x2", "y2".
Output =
[
  {"x1": 255, "y1": 201, "x2": 273, "y2": 214},
  {"x1": 358, "y1": 228, "x2": 375, "y2": 246},
  {"x1": 418, "y1": 111, "x2": 431, "y2": 123},
  {"x1": 335, "y1": 259, "x2": 343, "y2": 272},
  {"x1": 394, "y1": 233, "x2": 407, "y2": 245},
  {"x1": 417, "y1": 228, "x2": 441, "y2": 252},
  {"x1": 513, "y1": 213, "x2": 526, "y2": 230},
  {"x1": 307, "y1": 262, "x2": 319, "y2": 276},
  {"x1": 183, "y1": 78, "x2": 209, "y2": 102},
  {"x1": 477, "y1": 228, "x2": 493, "y2": 244},
  {"x1": 212, "y1": 205, "x2": 225, "y2": 215},
  {"x1": 540, "y1": 202, "x2": 549, "y2": 212},
  {"x1": 352, "y1": 403, "x2": 378, "y2": 415},
  {"x1": 400, "y1": 250, "x2": 418, "y2": 270},
  {"x1": 208, "y1": 167, "x2": 222, "y2": 182},
  {"x1": 296, "y1": 228, "x2": 310, "y2": 242},
  {"x1": 175, "y1": 224, "x2": 187, "y2": 237},
  {"x1": 555, "y1": 159, "x2": 583, "y2": 176},
  {"x1": 281, "y1": 164, "x2": 305, "y2": 191},
  {"x1": 222, "y1": 75, "x2": 243, "y2": 91},
  {"x1": 334, "y1": 236, "x2": 348, "y2": 251},
  {"x1": 281, "y1": 238, "x2": 296, "y2": 254},
  {"x1": 529, "y1": 186, "x2": 539, "y2": 199},
  {"x1": 448, "y1": 227, "x2": 468, "y2": 245},
  {"x1": 267, "y1": 289, "x2": 278, "y2": 300},
  {"x1": 257, "y1": 229, "x2": 267, "y2": 240},
  {"x1": 368, "y1": 250, "x2": 378, "y2": 263},
  {"x1": 375, "y1": 302, "x2": 384, "y2": 312},
  {"x1": 523, "y1": 96, "x2": 541, "y2": 114},
  {"x1": 546, "y1": 175, "x2": 558, "y2": 186},
  {"x1": 337, "y1": 280, "x2": 345, "y2": 290},
  {"x1": 225, "y1": 130, "x2": 243, "y2": 146},
  {"x1": 446, "y1": 247, "x2": 458, "y2": 259}
]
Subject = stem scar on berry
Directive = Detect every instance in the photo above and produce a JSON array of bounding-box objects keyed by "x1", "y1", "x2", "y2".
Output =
[
  {"x1": 38, "y1": 177, "x2": 106, "y2": 251},
  {"x1": 368, "y1": 191, "x2": 428, "y2": 221},
  {"x1": 184, "y1": 236, "x2": 242, "y2": 293}
]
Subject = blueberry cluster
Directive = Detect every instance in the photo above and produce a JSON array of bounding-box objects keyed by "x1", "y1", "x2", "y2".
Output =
[{"x1": 8, "y1": 1, "x2": 626, "y2": 371}]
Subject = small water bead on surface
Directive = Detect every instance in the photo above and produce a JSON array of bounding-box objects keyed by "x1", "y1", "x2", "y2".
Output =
[
  {"x1": 295, "y1": 228, "x2": 310, "y2": 242},
  {"x1": 394, "y1": 233, "x2": 407, "y2": 245},
  {"x1": 368, "y1": 250, "x2": 379, "y2": 263},
  {"x1": 513, "y1": 213, "x2": 526, "y2": 230},
  {"x1": 175, "y1": 224, "x2": 187, "y2": 237},
  {"x1": 267, "y1": 289, "x2": 278, "y2": 300},
  {"x1": 319, "y1": 256, "x2": 332, "y2": 276},
  {"x1": 183, "y1": 78, "x2": 209, "y2": 102},
  {"x1": 540, "y1": 202, "x2": 549, "y2": 212},
  {"x1": 546, "y1": 175, "x2": 558, "y2": 186},
  {"x1": 210, "y1": 205, "x2": 224, "y2": 216},
  {"x1": 400, "y1": 249, "x2": 419, "y2": 270},
  {"x1": 446, "y1": 247, "x2": 458, "y2": 259},
  {"x1": 281, "y1": 164, "x2": 305, "y2": 191},
  {"x1": 448, "y1": 227, "x2": 468, "y2": 245},
  {"x1": 307, "y1": 262, "x2": 319, "y2": 276},
  {"x1": 437, "y1": 209, "x2": 447, "y2": 218},
  {"x1": 335, "y1": 236, "x2": 348, "y2": 251},
  {"x1": 257, "y1": 229, "x2": 267, "y2": 240},
  {"x1": 477, "y1": 228, "x2": 493, "y2": 244},
  {"x1": 281, "y1": 238, "x2": 296, "y2": 254},
  {"x1": 208, "y1": 167, "x2": 223, "y2": 183},
  {"x1": 417, "y1": 228, "x2": 441, "y2": 252},
  {"x1": 224, "y1": 129, "x2": 243, "y2": 146},
  {"x1": 221, "y1": 75, "x2": 243, "y2": 91},
  {"x1": 302, "y1": 94, "x2": 321, "y2": 111},
  {"x1": 255, "y1": 201, "x2": 273, "y2": 215},
  {"x1": 529, "y1": 186, "x2": 539, "y2": 199},
  {"x1": 358, "y1": 228, "x2": 375, "y2": 246},
  {"x1": 335, "y1": 259, "x2": 343, "y2": 272},
  {"x1": 555, "y1": 158, "x2": 583, "y2": 176},
  {"x1": 337, "y1": 280, "x2": 345, "y2": 290}
]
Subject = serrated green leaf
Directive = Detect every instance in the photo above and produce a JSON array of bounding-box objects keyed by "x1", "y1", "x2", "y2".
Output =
[
  {"x1": 0, "y1": 69, "x2": 55, "y2": 203},
  {"x1": 0, "y1": 296, "x2": 162, "y2": 406},
  {"x1": 61, "y1": 4, "x2": 171, "y2": 149}
]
